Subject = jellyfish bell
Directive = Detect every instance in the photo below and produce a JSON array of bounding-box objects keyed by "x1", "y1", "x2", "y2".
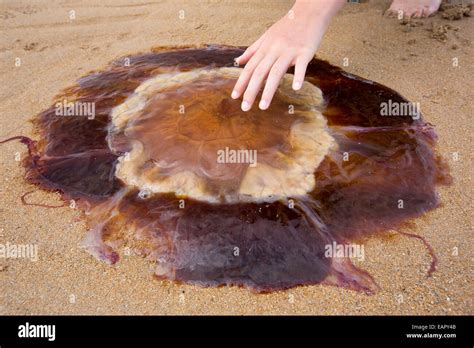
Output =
[
  {"x1": 108, "y1": 67, "x2": 336, "y2": 204},
  {"x1": 2, "y1": 45, "x2": 451, "y2": 293}
]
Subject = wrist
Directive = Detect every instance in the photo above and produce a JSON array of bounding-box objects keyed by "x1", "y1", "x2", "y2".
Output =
[{"x1": 291, "y1": 0, "x2": 345, "y2": 24}]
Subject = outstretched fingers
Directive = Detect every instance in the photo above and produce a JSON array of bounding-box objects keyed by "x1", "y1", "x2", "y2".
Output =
[
  {"x1": 241, "y1": 55, "x2": 278, "y2": 111},
  {"x1": 231, "y1": 51, "x2": 264, "y2": 100},
  {"x1": 234, "y1": 36, "x2": 264, "y2": 66},
  {"x1": 292, "y1": 52, "x2": 313, "y2": 91},
  {"x1": 233, "y1": 47, "x2": 314, "y2": 111},
  {"x1": 259, "y1": 55, "x2": 293, "y2": 110}
]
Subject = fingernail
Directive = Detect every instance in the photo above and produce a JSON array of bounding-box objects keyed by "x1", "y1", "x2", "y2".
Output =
[
  {"x1": 231, "y1": 90, "x2": 239, "y2": 99},
  {"x1": 241, "y1": 101, "x2": 250, "y2": 111},
  {"x1": 293, "y1": 81, "x2": 302, "y2": 90},
  {"x1": 259, "y1": 99, "x2": 268, "y2": 110}
]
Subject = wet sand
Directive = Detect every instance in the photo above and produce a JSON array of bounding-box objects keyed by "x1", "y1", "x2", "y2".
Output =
[{"x1": 0, "y1": 0, "x2": 473, "y2": 315}]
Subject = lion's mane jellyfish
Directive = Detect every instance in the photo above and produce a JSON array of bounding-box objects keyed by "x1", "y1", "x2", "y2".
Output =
[{"x1": 3, "y1": 45, "x2": 451, "y2": 293}]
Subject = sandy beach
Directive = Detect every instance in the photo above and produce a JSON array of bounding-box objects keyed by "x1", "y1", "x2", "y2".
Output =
[{"x1": 0, "y1": 0, "x2": 473, "y2": 315}]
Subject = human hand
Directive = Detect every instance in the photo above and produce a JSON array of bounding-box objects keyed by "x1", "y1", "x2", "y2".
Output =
[{"x1": 231, "y1": 0, "x2": 345, "y2": 111}]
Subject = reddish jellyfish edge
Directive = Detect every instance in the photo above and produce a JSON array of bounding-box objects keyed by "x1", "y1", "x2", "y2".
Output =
[{"x1": 1, "y1": 45, "x2": 451, "y2": 293}]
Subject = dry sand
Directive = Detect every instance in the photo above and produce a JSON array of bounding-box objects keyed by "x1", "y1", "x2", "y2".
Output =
[{"x1": 0, "y1": 0, "x2": 473, "y2": 315}]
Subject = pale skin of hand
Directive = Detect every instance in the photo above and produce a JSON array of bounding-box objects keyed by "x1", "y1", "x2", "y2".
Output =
[{"x1": 231, "y1": 0, "x2": 346, "y2": 111}]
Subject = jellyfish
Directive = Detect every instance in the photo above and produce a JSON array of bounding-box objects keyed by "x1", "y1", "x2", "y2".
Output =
[{"x1": 2, "y1": 45, "x2": 451, "y2": 293}]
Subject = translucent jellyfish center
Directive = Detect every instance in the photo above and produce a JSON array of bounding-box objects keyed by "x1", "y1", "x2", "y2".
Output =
[{"x1": 108, "y1": 67, "x2": 334, "y2": 203}]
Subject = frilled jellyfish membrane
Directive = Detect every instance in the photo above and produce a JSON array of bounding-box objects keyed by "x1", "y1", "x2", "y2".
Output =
[
  {"x1": 2, "y1": 45, "x2": 451, "y2": 293},
  {"x1": 109, "y1": 67, "x2": 334, "y2": 202}
]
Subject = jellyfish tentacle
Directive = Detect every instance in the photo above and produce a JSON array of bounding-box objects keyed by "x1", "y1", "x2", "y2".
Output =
[{"x1": 393, "y1": 229, "x2": 438, "y2": 277}]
